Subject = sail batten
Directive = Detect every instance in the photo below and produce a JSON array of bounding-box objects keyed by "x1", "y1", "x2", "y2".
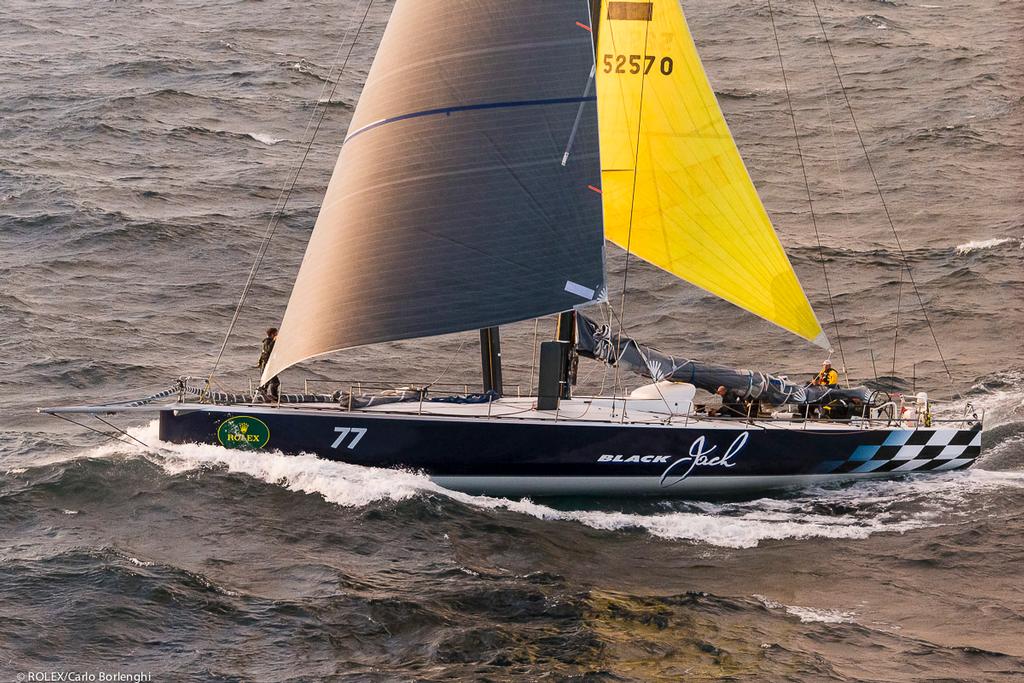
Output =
[
  {"x1": 596, "y1": 0, "x2": 828, "y2": 347},
  {"x1": 263, "y1": 1, "x2": 605, "y2": 382},
  {"x1": 345, "y1": 96, "x2": 599, "y2": 143}
]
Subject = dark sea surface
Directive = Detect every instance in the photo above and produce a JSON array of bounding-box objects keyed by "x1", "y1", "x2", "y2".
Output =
[{"x1": 2, "y1": 0, "x2": 1023, "y2": 680}]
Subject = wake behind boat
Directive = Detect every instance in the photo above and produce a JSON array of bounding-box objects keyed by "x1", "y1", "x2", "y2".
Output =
[{"x1": 41, "y1": 0, "x2": 984, "y2": 496}]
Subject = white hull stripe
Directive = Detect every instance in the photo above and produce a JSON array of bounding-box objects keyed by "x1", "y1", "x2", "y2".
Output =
[{"x1": 431, "y1": 473, "x2": 905, "y2": 496}]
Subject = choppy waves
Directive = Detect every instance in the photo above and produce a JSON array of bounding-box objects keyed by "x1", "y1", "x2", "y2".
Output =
[{"x1": 5, "y1": 432, "x2": 1024, "y2": 678}]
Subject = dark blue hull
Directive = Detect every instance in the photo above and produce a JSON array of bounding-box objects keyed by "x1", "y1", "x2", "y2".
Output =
[{"x1": 158, "y1": 404, "x2": 982, "y2": 496}]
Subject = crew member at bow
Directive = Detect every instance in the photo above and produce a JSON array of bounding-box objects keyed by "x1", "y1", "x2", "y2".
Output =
[{"x1": 257, "y1": 327, "x2": 280, "y2": 400}]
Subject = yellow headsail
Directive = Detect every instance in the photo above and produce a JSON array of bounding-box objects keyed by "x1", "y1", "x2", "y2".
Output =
[{"x1": 596, "y1": 0, "x2": 829, "y2": 348}]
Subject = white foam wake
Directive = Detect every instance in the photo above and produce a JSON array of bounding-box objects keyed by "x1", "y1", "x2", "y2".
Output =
[
  {"x1": 955, "y1": 236, "x2": 1021, "y2": 255},
  {"x1": 80, "y1": 421, "x2": 1024, "y2": 549},
  {"x1": 245, "y1": 131, "x2": 282, "y2": 146},
  {"x1": 754, "y1": 595, "x2": 856, "y2": 624}
]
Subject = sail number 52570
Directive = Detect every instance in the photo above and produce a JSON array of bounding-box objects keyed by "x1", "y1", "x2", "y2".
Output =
[{"x1": 602, "y1": 54, "x2": 674, "y2": 76}]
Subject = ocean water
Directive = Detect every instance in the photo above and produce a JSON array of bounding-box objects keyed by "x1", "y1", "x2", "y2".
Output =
[{"x1": 2, "y1": 0, "x2": 1023, "y2": 680}]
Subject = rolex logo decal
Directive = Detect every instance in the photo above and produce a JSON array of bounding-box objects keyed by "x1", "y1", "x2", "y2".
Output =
[{"x1": 217, "y1": 416, "x2": 270, "y2": 450}]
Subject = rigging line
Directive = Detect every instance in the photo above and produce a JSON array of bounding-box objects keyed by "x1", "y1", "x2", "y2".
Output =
[
  {"x1": 766, "y1": 0, "x2": 848, "y2": 380},
  {"x1": 575, "y1": 353, "x2": 605, "y2": 387},
  {"x1": 808, "y1": 0, "x2": 954, "y2": 388},
  {"x1": 818, "y1": 59, "x2": 853, "y2": 246},
  {"x1": 891, "y1": 264, "x2": 903, "y2": 381},
  {"x1": 866, "y1": 328, "x2": 880, "y2": 384},
  {"x1": 202, "y1": 0, "x2": 378, "y2": 399},
  {"x1": 594, "y1": 302, "x2": 614, "y2": 398},
  {"x1": 93, "y1": 415, "x2": 158, "y2": 452},
  {"x1": 816, "y1": 27, "x2": 855, "y2": 386},
  {"x1": 423, "y1": 339, "x2": 467, "y2": 390},
  {"x1": 49, "y1": 413, "x2": 124, "y2": 444},
  {"x1": 605, "y1": 302, "x2": 675, "y2": 415},
  {"x1": 204, "y1": 1, "x2": 376, "y2": 397},
  {"x1": 613, "y1": 15, "x2": 654, "y2": 404}
]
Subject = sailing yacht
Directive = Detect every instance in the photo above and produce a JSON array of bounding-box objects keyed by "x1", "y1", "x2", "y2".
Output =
[{"x1": 44, "y1": 0, "x2": 982, "y2": 496}]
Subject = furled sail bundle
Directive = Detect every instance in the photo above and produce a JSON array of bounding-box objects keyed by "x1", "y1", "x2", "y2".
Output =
[
  {"x1": 263, "y1": 0, "x2": 605, "y2": 382},
  {"x1": 595, "y1": 0, "x2": 829, "y2": 347},
  {"x1": 576, "y1": 313, "x2": 870, "y2": 405}
]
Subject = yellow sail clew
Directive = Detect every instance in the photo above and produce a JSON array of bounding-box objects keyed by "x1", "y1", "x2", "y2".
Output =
[{"x1": 596, "y1": 0, "x2": 829, "y2": 348}]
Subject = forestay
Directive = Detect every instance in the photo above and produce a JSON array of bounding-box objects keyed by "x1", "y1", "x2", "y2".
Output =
[
  {"x1": 264, "y1": 0, "x2": 605, "y2": 382},
  {"x1": 596, "y1": 0, "x2": 828, "y2": 347}
]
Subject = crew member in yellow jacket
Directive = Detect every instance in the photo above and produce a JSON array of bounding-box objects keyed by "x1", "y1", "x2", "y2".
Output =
[{"x1": 812, "y1": 360, "x2": 839, "y2": 387}]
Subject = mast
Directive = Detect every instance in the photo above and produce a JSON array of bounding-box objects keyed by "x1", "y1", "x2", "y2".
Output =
[
  {"x1": 555, "y1": 311, "x2": 577, "y2": 399},
  {"x1": 540, "y1": 0, "x2": 597, "y2": 405},
  {"x1": 479, "y1": 327, "x2": 503, "y2": 397}
]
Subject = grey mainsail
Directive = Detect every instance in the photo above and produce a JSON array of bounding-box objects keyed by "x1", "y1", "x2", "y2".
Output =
[
  {"x1": 263, "y1": 0, "x2": 604, "y2": 382},
  {"x1": 576, "y1": 313, "x2": 872, "y2": 406}
]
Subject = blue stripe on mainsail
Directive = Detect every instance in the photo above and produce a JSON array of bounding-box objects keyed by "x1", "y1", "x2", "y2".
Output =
[{"x1": 345, "y1": 96, "x2": 599, "y2": 143}]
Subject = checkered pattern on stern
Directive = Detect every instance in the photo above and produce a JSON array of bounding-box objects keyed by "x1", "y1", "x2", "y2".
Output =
[{"x1": 826, "y1": 428, "x2": 980, "y2": 474}]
